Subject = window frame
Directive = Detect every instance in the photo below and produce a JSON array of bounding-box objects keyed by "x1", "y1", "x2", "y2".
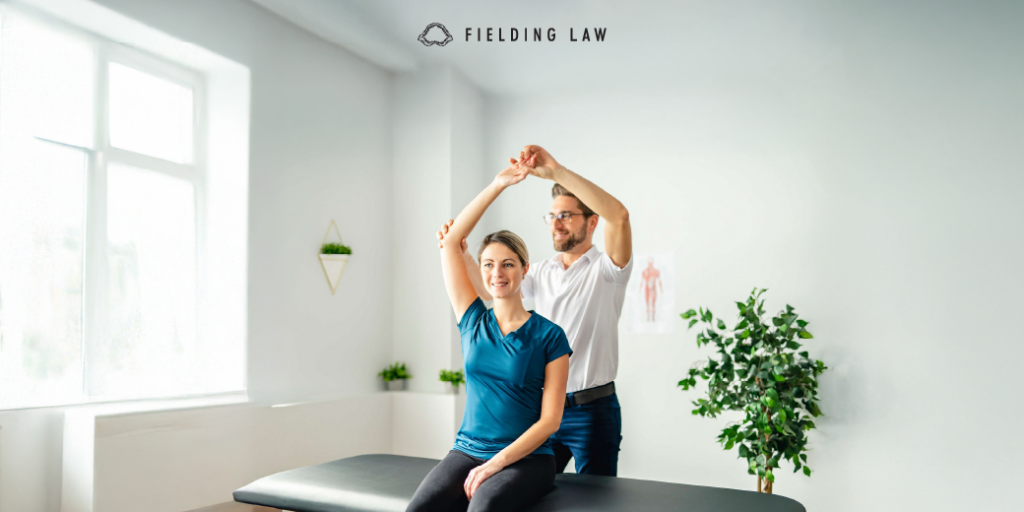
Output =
[{"x1": 0, "y1": 4, "x2": 210, "y2": 407}]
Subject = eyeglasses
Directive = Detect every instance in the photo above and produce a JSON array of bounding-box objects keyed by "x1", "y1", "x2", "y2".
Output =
[{"x1": 543, "y1": 212, "x2": 587, "y2": 224}]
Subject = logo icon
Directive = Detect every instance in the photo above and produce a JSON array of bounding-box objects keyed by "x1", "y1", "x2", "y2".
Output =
[{"x1": 418, "y1": 23, "x2": 453, "y2": 47}]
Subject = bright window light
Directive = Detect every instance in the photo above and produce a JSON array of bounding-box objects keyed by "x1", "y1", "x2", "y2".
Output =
[
  {"x1": 0, "y1": 140, "x2": 88, "y2": 409},
  {"x1": 108, "y1": 62, "x2": 194, "y2": 163},
  {"x1": 0, "y1": 13, "x2": 94, "y2": 148},
  {"x1": 0, "y1": 6, "x2": 246, "y2": 410},
  {"x1": 0, "y1": 14, "x2": 92, "y2": 409},
  {"x1": 96, "y1": 163, "x2": 197, "y2": 400}
]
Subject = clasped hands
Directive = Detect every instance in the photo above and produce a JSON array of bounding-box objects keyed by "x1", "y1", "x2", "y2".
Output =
[
  {"x1": 495, "y1": 145, "x2": 559, "y2": 188},
  {"x1": 437, "y1": 145, "x2": 561, "y2": 251}
]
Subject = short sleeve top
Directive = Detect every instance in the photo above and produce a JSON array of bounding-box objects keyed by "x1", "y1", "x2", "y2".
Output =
[
  {"x1": 453, "y1": 298, "x2": 572, "y2": 459},
  {"x1": 519, "y1": 246, "x2": 633, "y2": 392}
]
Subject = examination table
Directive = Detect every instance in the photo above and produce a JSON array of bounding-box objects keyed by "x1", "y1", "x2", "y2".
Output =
[{"x1": 234, "y1": 454, "x2": 806, "y2": 512}]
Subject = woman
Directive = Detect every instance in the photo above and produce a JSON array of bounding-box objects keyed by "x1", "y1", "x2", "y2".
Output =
[{"x1": 406, "y1": 160, "x2": 572, "y2": 512}]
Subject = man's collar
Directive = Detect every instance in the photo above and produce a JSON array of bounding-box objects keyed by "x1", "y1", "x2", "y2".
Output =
[{"x1": 553, "y1": 244, "x2": 599, "y2": 265}]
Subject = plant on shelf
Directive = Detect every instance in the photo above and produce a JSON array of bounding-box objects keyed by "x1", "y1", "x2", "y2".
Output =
[
  {"x1": 379, "y1": 362, "x2": 411, "y2": 390},
  {"x1": 678, "y1": 288, "x2": 827, "y2": 495},
  {"x1": 379, "y1": 362, "x2": 410, "y2": 381},
  {"x1": 320, "y1": 242, "x2": 352, "y2": 255},
  {"x1": 439, "y1": 369, "x2": 465, "y2": 393}
]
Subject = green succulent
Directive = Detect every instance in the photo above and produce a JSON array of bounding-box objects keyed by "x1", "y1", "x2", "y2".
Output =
[
  {"x1": 439, "y1": 369, "x2": 465, "y2": 387},
  {"x1": 321, "y1": 243, "x2": 352, "y2": 255},
  {"x1": 379, "y1": 362, "x2": 410, "y2": 382}
]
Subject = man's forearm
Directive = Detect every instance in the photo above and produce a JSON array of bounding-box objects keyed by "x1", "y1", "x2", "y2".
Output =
[
  {"x1": 550, "y1": 164, "x2": 632, "y2": 268},
  {"x1": 550, "y1": 166, "x2": 628, "y2": 224}
]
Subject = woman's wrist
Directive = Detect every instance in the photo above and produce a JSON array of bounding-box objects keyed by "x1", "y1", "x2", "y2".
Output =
[{"x1": 488, "y1": 454, "x2": 510, "y2": 469}]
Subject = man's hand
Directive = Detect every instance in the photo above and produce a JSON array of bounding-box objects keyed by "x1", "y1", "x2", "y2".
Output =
[
  {"x1": 519, "y1": 145, "x2": 561, "y2": 180},
  {"x1": 464, "y1": 460, "x2": 505, "y2": 500},
  {"x1": 436, "y1": 219, "x2": 468, "y2": 252}
]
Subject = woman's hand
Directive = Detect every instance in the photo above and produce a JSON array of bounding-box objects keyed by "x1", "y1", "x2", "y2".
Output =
[
  {"x1": 464, "y1": 460, "x2": 506, "y2": 500},
  {"x1": 492, "y1": 158, "x2": 529, "y2": 189},
  {"x1": 517, "y1": 145, "x2": 561, "y2": 180}
]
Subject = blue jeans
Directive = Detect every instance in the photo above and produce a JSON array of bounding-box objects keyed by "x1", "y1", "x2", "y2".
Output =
[{"x1": 549, "y1": 393, "x2": 622, "y2": 476}]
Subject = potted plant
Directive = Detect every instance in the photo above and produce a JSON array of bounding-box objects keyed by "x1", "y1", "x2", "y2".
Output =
[
  {"x1": 379, "y1": 362, "x2": 411, "y2": 391},
  {"x1": 678, "y1": 288, "x2": 827, "y2": 494},
  {"x1": 439, "y1": 369, "x2": 465, "y2": 394},
  {"x1": 319, "y1": 242, "x2": 352, "y2": 295}
]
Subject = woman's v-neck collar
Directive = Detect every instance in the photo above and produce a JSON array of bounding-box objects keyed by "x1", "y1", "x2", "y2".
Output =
[{"x1": 489, "y1": 308, "x2": 535, "y2": 340}]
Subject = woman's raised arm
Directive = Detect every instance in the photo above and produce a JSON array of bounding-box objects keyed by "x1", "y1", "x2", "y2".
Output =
[{"x1": 441, "y1": 160, "x2": 527, "y2": 322}]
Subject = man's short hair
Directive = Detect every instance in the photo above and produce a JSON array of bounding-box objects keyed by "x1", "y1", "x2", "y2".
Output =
[{"x1": 551, "y1": 183, "x2": 596, "y2": 217}]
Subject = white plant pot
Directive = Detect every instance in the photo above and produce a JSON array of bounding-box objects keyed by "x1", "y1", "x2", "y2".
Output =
[
  {"x1": 386, "y1": 379, "x2": 407, "y2": 391},
  {"x1": 319, "y1": 253, "x2": 349, "y2": 294},
  {"x1": 443, "y1": 382, "x2": 461, "y2": 394}
]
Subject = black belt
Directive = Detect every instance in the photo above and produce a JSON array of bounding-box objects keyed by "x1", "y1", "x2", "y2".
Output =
[{"x1": 564, "y1": 381, "x2": 615, "y2": 408}]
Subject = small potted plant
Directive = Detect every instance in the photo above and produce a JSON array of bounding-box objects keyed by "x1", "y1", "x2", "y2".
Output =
[
  {"x1": 379, "y1": 362, "x2": 411, "y2": 391},
  {"x1": 319, "y1": 242, "x2": 352, "y2": 294},
  {"x1": 439, "y1": 369, "x2": 465, "y2": 394}
]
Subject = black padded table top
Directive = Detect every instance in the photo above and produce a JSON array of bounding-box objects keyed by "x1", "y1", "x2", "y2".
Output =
[{"x1": 234, "y1": 454, "x2": 805, "y2": 512}]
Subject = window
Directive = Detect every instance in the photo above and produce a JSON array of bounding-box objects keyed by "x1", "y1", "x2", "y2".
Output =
[{"x1": 0, "y1": 8, "x2": 242, "y2": 409}]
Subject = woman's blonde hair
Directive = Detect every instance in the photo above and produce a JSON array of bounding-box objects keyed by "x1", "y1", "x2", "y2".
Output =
[{"x1": 478, "y1": 230, "x2": 529, "y2": 267}]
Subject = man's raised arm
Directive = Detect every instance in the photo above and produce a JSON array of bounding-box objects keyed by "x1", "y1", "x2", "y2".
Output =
[{"x1": 521, "y1": 145, "x2": 632, "y2": 268}]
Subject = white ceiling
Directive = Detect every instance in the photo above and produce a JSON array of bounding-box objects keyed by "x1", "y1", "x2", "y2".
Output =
[{"x1": 248, "y1": 0, "x2": 923, "y2": 96}]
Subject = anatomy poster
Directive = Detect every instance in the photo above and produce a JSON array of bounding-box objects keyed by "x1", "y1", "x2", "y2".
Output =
[{"x1": 625, "y1": 252, "x2": 675, "y2": 334}]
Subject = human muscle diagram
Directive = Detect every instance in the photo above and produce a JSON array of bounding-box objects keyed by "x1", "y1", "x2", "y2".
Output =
[{"x1": 625, "y1": 252, "x2": 675, "y2": 334}]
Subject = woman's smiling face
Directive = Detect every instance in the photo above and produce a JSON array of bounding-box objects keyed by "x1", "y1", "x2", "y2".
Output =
[{"x1": 480, "y1": 242, "x2": 529, "y2": 299}]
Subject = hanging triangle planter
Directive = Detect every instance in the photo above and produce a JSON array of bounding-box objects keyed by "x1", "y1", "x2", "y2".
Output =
[
  {"x1": 319, "y1": 253, "x2": 349, "y2": 295},
  {"x1": 319, "y1": 220, "x2": 350, "y2": 295}
]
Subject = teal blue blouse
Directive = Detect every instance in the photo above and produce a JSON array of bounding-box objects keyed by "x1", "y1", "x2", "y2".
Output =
[{"x1": 453, "y1": 298, "x2": 572, "y2": 459}]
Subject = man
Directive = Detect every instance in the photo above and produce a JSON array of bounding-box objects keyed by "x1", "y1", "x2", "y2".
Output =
[{"x1": 438, "y1": 145, "x2": 632, "y2": 476}]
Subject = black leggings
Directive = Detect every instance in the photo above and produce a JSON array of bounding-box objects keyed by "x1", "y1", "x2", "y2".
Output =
[{"x1": 406, "y1": 450, "x2": 555, "y2": 512}]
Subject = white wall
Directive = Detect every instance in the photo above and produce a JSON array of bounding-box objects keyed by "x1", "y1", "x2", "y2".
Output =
[
  {"x1": 391, "y1": 65, "x2": 453, "y2": 393},
  {"x1": 483, "y1": 6, "x2": 1024, "y2": 511},
  {"x1": 448, "y1": 69, "x2": 488, "y2": 370},
  {"x1": 0, "y1": 0, "x2": 396, "y2": 511},
  {"x1": 392, "y1": 65, "x2": 487, "y2": 391},
  {"x1": 391, "y1": 392, "x2": 462, "y2": 460},
  {"x1": 87, "y1": 395, "x2": 390, "y2": 512}
]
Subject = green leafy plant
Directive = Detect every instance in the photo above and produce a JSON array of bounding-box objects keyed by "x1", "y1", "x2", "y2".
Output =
[
  {"x1": 679, "y1": 288, "x2": 827, "y2": 494},
  {"x1": 379, "y1": 362, "x2": 410, "y2": 382},
  {"x1": 439, "y1": 369, "x2": 465, "y2": 388},
  {"x1": 321, "y1": 242, "x2": 352, "y2": 255}
]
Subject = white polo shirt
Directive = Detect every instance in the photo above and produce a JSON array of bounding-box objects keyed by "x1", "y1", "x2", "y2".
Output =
[{"x1": 521, "y1": 245, "x2": 633, "y2": 393}]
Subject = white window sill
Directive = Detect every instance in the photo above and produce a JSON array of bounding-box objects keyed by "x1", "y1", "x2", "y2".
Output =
[{"x1": 1, "y1": 392, "x2": 250, "y2": 415}]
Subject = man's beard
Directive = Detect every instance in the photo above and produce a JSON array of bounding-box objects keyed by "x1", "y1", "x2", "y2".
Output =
[{"x1": 553, "y1": 223, "x2": 588, "y2": 252}]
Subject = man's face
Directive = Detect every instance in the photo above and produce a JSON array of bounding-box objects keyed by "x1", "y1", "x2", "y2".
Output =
[{"x1": 549, "y1": 196, "x2": 589, "y2": 252}]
